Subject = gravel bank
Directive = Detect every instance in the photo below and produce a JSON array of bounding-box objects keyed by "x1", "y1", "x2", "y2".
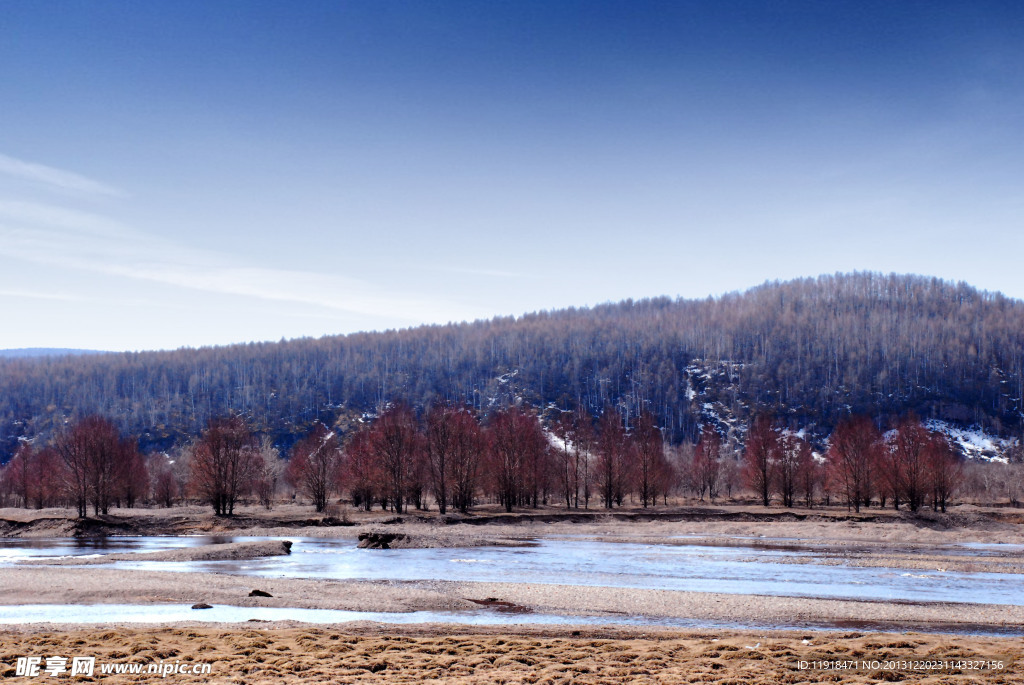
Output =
[
  {"x1": 2, "y1": 566, "x2": 1022, "y2": 634},
  {"x1": 22, "y1": 540, "x2": 294, "y2": 566}
]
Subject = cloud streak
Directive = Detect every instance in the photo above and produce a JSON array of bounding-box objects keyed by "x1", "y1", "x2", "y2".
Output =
[
  {"x1": 0, "y1": 152, "x2": 126, "y2": 198},
  {"x1": 0, "y1": 199, "x2": 485, "y2": 327}
]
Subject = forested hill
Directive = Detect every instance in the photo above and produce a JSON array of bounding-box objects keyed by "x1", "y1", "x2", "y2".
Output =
[{"x1": 2, "y1": 272, "x2": 1023, "y2": 460}]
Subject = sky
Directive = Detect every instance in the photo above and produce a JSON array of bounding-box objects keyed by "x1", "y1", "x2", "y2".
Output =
[{"x1": 2, "y1": 0, "x2": 1023, "y2": 351}]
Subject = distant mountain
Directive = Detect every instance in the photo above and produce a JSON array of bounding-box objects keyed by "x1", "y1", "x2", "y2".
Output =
[
  {"x1": 1, "y1": 273, "x2": 1022, "y2": 460},
  {"x1": 0, "y1": 348, "x2": 104, "y2": 359}
]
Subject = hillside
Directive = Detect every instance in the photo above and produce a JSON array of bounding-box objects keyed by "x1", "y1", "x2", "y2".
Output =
[{"x1": 2, "y1": 272, "x2": 1023, "y2": 460}]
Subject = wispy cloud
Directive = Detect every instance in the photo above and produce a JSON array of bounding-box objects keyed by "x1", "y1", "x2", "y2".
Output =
[
  {"x1": 0, "y1": 199, "x2": 484, "y2": 325},
  {"x1": 0, "y1": 152, "x2": 126, "y2": 198}
]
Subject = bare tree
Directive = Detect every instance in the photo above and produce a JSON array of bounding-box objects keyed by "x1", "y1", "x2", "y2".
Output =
[
  {"x1": 553, "y1": 411, "x2": 577, "y2": 509},
  {"x1": 449, "y1": 408, "x2": 484, "y2": 513},
  {"x1": 887, "y1": 414, "x2": 930, "y2": 511},
  {"x1": 719, "y1": 454, "x2": 741, "y2": 500},
  {"x1": 693, "y1": 426, "x2": 722, "y2": 502},
  {"x1": 829, "y1": 416, "x2": 880, "y2": 512},
  {"x1": 189, "y1": 415, "x2": 258, "y2": 516},
  {"x1": 743, "y1": 414, "x2": 778, "y2": 507},
  {"x1": 252, "y1": 437, "x2": 284, "y2": 510},
  {"x1": 368, "y1": 405, "x2": 419, "y2": 513},
  {"x1": 488, "y1": 406, "x2": 546, "y2": 512},
  {"x1": 54, "y1": 416, "x2": 125, "y2": 517},
  {"x1": 573, "y1": 408, "x2": 595, "y2": 508},
  {"x1": 118, "y1": 444, "x2": 149, "y2": 508},
  {"x1": 796, "y1": 444, "x2": 820, "y2": 507},
  {"x1": 596, "y1": 409, "x2": 626, "y2": 509},
  {"x1": 425, "y1": 404, "x2": 458, "y2": 514},
  {"x1": 286, "y1": 423, "x2": 340, "y2": 512},
  {"x1": 153, "y1": 463, "x2": 179, "y2": 507},
  {"x1": 551, "y1": 409, "x2": 596, "y2": 509},
  {"x1": 344, "y1": 429, "x2": 380, "y2": 511},
  {"x1": 7, "y1": 443, "x2": 35, "y2": 509},
  {"x1": 927, "y1": 434, "x2": 961, "y2": 513},
  {"x1": 633, "y1": 411, "x2": 663, "y2": 508},
  {"x1": 776, "y1": 431, "x2": 810, "y2": 508}
]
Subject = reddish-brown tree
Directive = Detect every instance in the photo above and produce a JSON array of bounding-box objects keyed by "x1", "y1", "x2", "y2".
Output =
[
  {"x1": 7, "y1": 443, "x2": 36, "y2": 509},
  {"x1": 743, "y1": 414, "x2": 779, "y2": 507},
  {"x1": 776, "y1": 431, "x2": 811, "y2": 508},
  {"x1": 488, "y1": 406, "x2": 547, "y2": 512},
  {"x1": 117, "y1": 444, "x2": 149, "y2": 508},
  {"x1": 54, "y1": 416, "x2": 126, "y2": 517},
  {"x1": 448, "y1": 408, "x2": 484, "y2": 513},
  {"x1": 653, "y1": 448, "x2": 677, "y2": 505},
  {"x1": 554, "y1": 408, "x2": 596, "y2": 509},
  {"x1": 368, "y1": 405, "x2": 420, "y2": 513},
  {"x1": 927, "y1": 433, "x2": 962, "y2": 513},
  {"x1": 633, "y1": 412, "x2": 663, "y2": 508},
  {"x1": 693, "y1": 426, "x2": 722, "y2": 502},
  {"x1": 596, "y1": 409, "x2": 626, "y2": 509},
  {"x1": 887, "y1": 414, "x2": 931, "y2": 511},
  {"x1": 189, "y1": 415, "x2": 259, "y2": 516},
  {"x1": 425, "y1": 404, "x2": 478, "y2": 515},
  {"x1": 796, "y1": 444, "x2": 820, "y2": 508},
  {"x1": 573, "y1": 408, "x2": 595, "y2": 508},
  {"x1": 153, "y1": 465, "x2": 179, "y2": 507},
  {"x1": 344, "y1": 429, "x2": 381, "y2": 511},
  {"x1": 553, "y1": 411, "x2": 577, "y2": 509},
  {"x1": 829, "y1": 416, "x2": 880, "y2": 512},
  {"x1": 286, "y1": 423, "x2": 341, "y2": 512}
]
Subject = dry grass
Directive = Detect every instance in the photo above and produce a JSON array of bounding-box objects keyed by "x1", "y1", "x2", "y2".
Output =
[{"x1": 0, "y1": 626, "x2": 1019, "y2": 684}]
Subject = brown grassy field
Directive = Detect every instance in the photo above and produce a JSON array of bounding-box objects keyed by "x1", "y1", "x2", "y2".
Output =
[{"x1": 1, "y1": 625, "x2": 1021, "y2": 684}]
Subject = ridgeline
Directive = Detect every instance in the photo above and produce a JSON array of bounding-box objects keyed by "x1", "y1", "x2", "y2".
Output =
[{"x1": 2, "y1": 272, "x2": 1022, "y2": 459}]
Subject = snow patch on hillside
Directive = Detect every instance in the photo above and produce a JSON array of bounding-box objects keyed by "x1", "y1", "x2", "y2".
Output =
[{"x1": 925, "y1": 419, "x2": 1016, "y2": 463}]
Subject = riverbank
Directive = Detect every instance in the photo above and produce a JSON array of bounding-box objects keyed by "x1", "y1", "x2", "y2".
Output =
[
  {"x1": 1, "y1": 624, "x2": 1020, "y2": 684},
  {"x1": 2, "y1": 501, "x2": 1022, "y2": 546}
]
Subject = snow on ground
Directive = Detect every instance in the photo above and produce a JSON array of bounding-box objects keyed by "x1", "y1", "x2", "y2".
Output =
[{"x1": 925, "y1": 419, "x2": 1016, "y2": 463}]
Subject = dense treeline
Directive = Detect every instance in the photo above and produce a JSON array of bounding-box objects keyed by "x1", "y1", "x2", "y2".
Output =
[
  {"x1": 2, "y1": 407, "x2": 1019, "y2": 516},
  {"x1": 3, "y1": 272, "x2": 1024, "y2": 461}
]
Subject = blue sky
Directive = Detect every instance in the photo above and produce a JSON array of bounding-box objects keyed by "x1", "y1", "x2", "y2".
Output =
[{"x1": 2, "y1": 1, "x2": 1023, "y2": 351}]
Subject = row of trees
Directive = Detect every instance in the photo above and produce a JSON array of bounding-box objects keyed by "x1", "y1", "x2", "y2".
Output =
[
  {"x1": 828, "y1": 414, "x2": 961, "y2": 513},
  {"x1": 288, "y1": 404, "x2": 674, "y2": 515},
  {"x1": 0, "y1": 407, "x2": 1000, "y2": 516},
  {"x1": 4, "y1": 417, "x2": 148, "y2": 516},
  {"x1": 662, "y1": 413, "x2": 968, "y2": 514},
  {"x1": 0, "y1": 415, "x2": 281, "y2": 517}
]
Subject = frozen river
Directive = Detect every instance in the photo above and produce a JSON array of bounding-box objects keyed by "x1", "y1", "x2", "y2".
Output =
[{"x1": 4, "y1": 535, "x2": 1022, "y2": 606}]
